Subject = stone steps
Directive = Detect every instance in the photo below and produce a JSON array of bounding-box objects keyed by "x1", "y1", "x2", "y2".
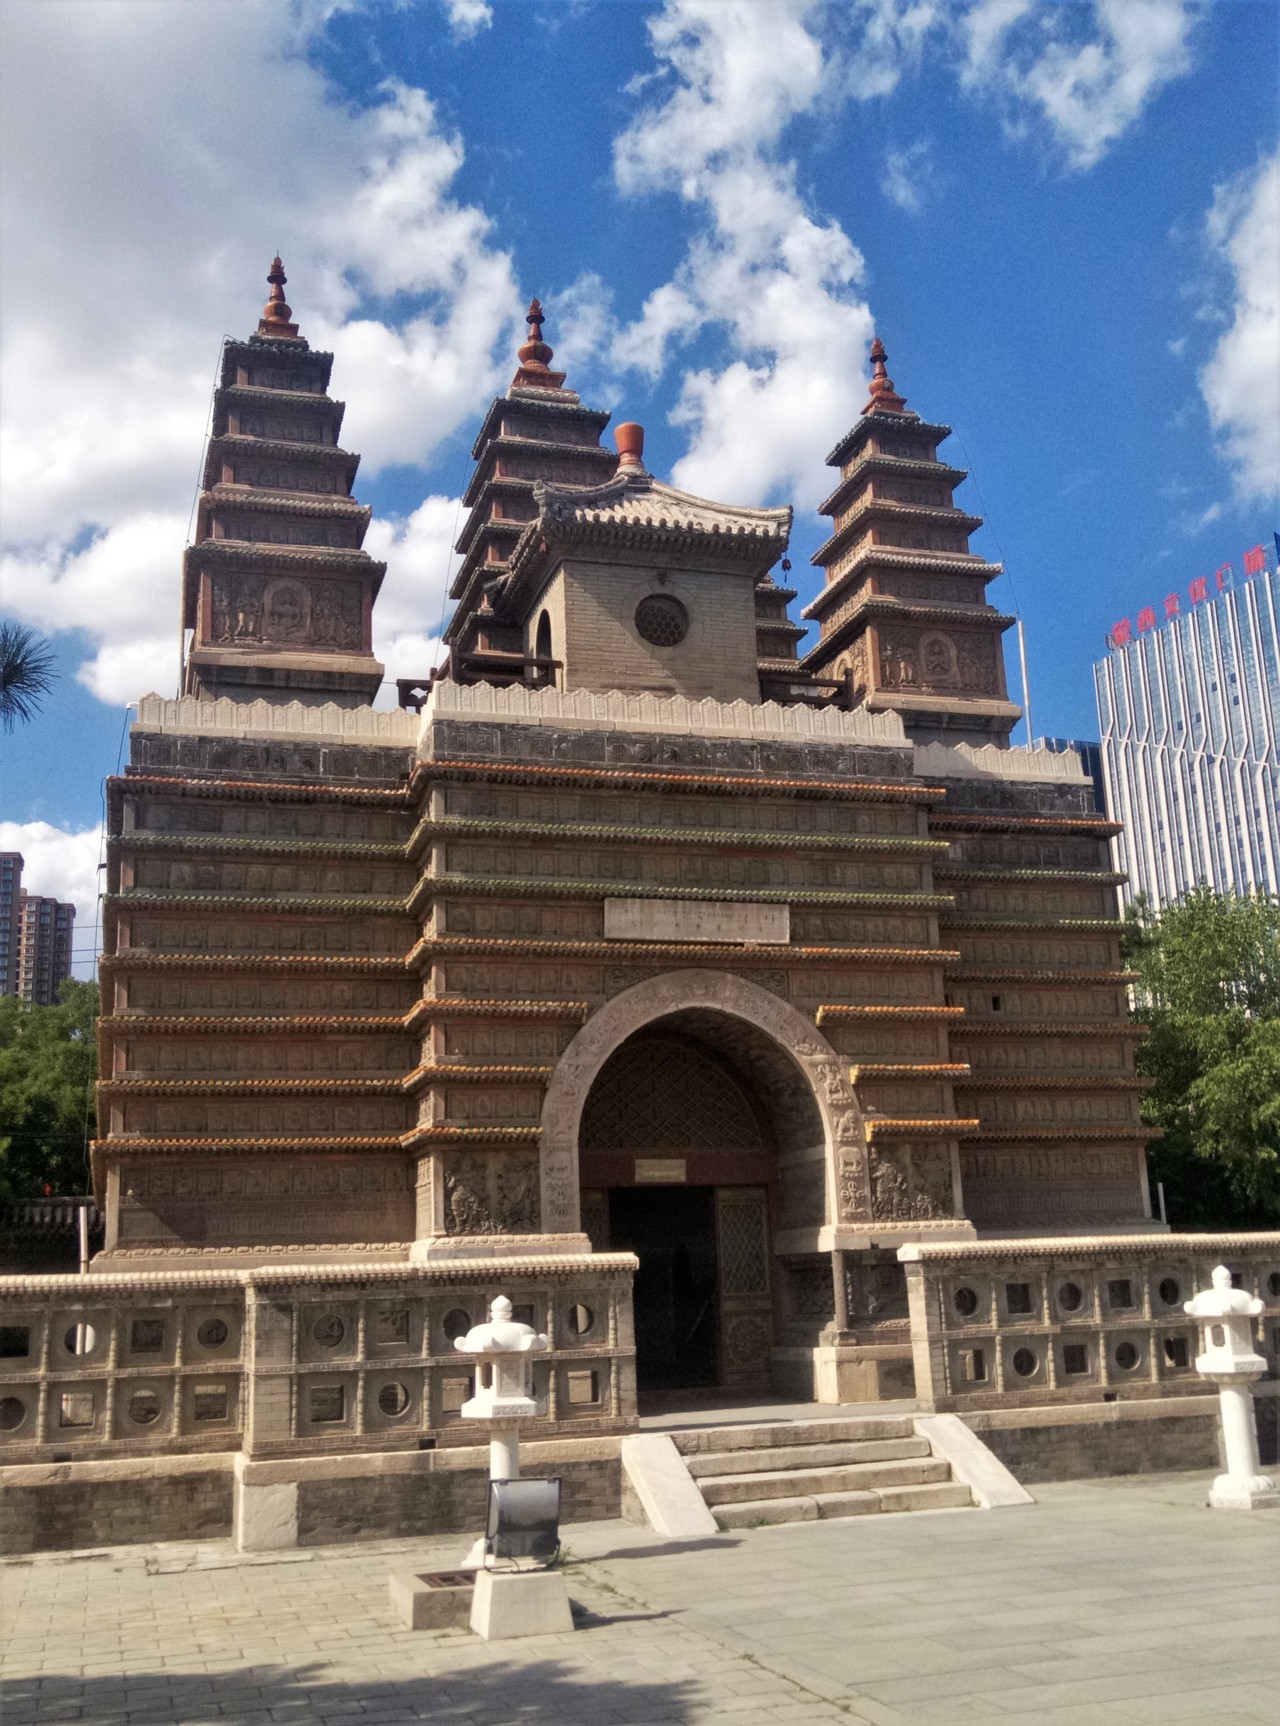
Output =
[{"x1": 670, "y1": 1416, "x2": 975, "y2": 1530}]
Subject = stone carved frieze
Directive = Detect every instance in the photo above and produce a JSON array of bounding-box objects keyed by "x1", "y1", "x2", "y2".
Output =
[
  {"x1": 868, "y1": 1145, "x2": 953, "y2": 1222},
  {"x1": 208, "y1": 575, "x2": 362, "y2": 652},
  {"x1": 443, "y1": 1150, "x2": 542, "y2": 1235}
]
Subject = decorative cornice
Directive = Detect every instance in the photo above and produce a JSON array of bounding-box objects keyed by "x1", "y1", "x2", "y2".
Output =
[
  {"x1": 949, "y1": 1020, "x2": 1147, "y2": 1038},
  {"x1": 404, "y1": 998, "x2": 591, "y2": 1028},
  {"x1": 817, "y1": 1005, "x2": 965, "y2": 1023},
  {"x1": 851, "y1": 1064, "x2": 971, "y2": 1080},
  {"x1": 966, "y1": 1126, "x2": 1157, "y2": 1143},
  {"x1": 108, "y1": 891, "x2": 410, "y2": 916},
  {"x1": 99, "y1": 1078, "x2": 403, "y2": 1096},
  {"x1": 401, "y1": 1125, "x2": 541, "y2": 1151},
  {"x1": 411, "y1": 757, "x2": 939, "y2": 804},
  {"x1": 100, "y1": 1016, "x2": 408, "y2": 1035},
  {"x1": 111, "y1": 772, "x2": 411, "y2": 806},
  {"x1": 865, "y1": 1117, "x2": 981, "y2": 1138},
  {"x1": 111, "y1": 834, "x2": 407, "y2": 862},
  {"x1": 935, "y1": 865, "x2": 1126, "y2": 886},
  {"x1": 826, "y1": 412, "x2": 953, "y2": 470},
  {"x1": 100, "y1": 954, "x2": 407, "y2": 974},
  {"x1": 955, "y1": 1074, "x2": 1149, "y2": 1090},
  {"x1": 818, "y1": 454, "x2": 968, "y2": 517},
  {"x1": 928, "y1": 812, "x2": 1120, "y2": 835},
  {"x1": 408, "y1": 935, "x2": 959, "y2": 969},
  {"x1": 803, "y1": 547, "x2": 1002, "y2": 620},
  {"x1": 900, "y1": 1231, "x2": 1280, "y2": 1264},
  {"x1": 939, "y1": 915, "x2": 1125, "y2": 932},
  {"x1": 407, "y1": 814, "x2": 948, "y2": 860},
  {"x1": 185, "y1": 539, "x2": 384, "y2": 577},
  {"x1": 93, "y1": 1135, "x2": 402, "y2": 1155},
  {"x1": 203, "y1": 486, "x2": 369, "y2": 522},
  {"x1": 944, "y1": 969, "x2": 1136, "y2": 985},
  {"x1": 403, "y1": 1063, "x2": 553, "y2": 1092},
  {"x1": 409, "y1": 873, "x2": 952, "y2": 917}
]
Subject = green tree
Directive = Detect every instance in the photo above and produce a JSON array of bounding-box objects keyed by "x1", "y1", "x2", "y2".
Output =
[
  {"x1": 0, "y1": 980, "x2": 97, "y2": 1202},
  {"x1": 0, "y1": 621, "x2": 57, "y2": 732},
  {"x1": 1127, "y1": 887, "x2": 1280, "y2": 1228}
]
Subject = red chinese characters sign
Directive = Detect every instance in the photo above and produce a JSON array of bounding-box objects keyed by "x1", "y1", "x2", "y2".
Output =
[{"x1": 1107, "y1": 543, "x2": 1271, "y2": 650}]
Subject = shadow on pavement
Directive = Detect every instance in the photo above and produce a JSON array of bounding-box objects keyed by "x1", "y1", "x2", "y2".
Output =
[{"x1": 1, "y1": 1658, "x2": 704, "y2": 1725}]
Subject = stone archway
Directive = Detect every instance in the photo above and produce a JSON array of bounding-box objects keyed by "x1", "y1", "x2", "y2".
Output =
[{"x1": 538, "y1": 970, "x2": 868, "y2": 1234}]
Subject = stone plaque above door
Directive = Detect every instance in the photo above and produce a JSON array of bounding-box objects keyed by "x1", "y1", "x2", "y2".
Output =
[{"x1": 603, "y1": 899, "x2": 791, "y2": 945}]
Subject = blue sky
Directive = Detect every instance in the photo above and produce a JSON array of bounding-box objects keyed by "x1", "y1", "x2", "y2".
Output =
[{"x1": 1, "y1": 0, "x2": 1277, "y2": 967}]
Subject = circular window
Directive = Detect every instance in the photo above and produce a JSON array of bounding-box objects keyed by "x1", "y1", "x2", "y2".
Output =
[
  {"x1": 311, "y1": 1315, "x2": 346, "y2": 1349},
  {"x1": 0, "y1": 1396, "x2": 26, "y2": 1431},
  {"x1": 63, "y1": 1323, "x2": 97, "y2": 1355},
  {"x1": 1058, "y1": 1282, "x2": 1083, "y2": 1313},
  {"x1": 1011, "y1": 1348, "x2": 1039, "y2": 1379},
  {"x1": 635, "y1": 594, "x2": 689, "y2": 647},
  {"x1": 128, "y1": 1390, "x2": 162, "y2": 1427},
  {"x1": 443, "y1": 1308, "x2": 472, "y2": 1343},
  {"x1": 378, "y1": 1382, "x2": 410, "y2": 1418},
  {"x1": 1114, "y1": 1341, "x2": 1140, "y2": 1372},
  {"x1": 953, "y1": 1286, "x2": 979, "y2": 1317},
  {"x1": 197, "y1": 1318, "x2": 229, "y2": 1349},
  {"x1": 567, "y1": 1303, "x2": 594, "y2": 1337},
  {"x1": 1157, "y1": 1278, "x2": 1180, "y2": 1307}
]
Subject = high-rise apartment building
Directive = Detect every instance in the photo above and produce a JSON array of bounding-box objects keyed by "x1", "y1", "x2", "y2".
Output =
[
  {"x1": 16, "y1": 889, "x2": 75, "y2": 1006},
  {"x1": 1094, "y1": 547, "x2": 1279, "y2": 909},
  {"x1": 0, "y1": 853, "x2": 21, "y2": 996}
]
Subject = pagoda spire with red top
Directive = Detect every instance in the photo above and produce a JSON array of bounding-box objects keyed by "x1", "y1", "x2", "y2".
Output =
[
  {"x1": 799, "y1": 335, "x2": 1021, "y2": 744},
  {"x1": 180, "y1": 257, "x2": 386, "y2": 706}
]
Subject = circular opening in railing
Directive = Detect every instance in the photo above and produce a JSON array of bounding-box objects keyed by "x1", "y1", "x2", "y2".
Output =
[
  {"x1": 128, "y1": 1390, "x2": 162, "y2": 1426},
  {"x1": 378, "y1": 1382, "x2": 410, "y2": 1418},
  {"x1": 0, "y1": 1396, "x2": 26, "y2": 1431},
  {"x1": 635, "y1": 593, "x2": 689, "y2": 647},
  {"x1": 62, "y1": 1323, "x2": 97, "y2": 1355},
  {"x1": 442, "y1": 1308, "x2": 472, "y2": 1343},
  {"x1": 311, "y1": 1315, "x2": 345, "y2": 1349},
  {"x1": 567, "y1": 1303, "x2": 594, "y2": 1336},
  {"x1": 1113, "y1": 1341, "x2": 1140, "y2": 1372},
  {"x1": 197, "y1": 1318, "x2": 230, "y2": 1349},
  {"x1": 1011, "y1": 1347, "x2": 1038, "y2": 1378},
  {"x1": 1157, "y1": 1278, "x2": 1180, "y2": 1307},
  {"x1": 1057, "y1": 1282, "x2": 1083, "y2": 1313},
  {"x1": 953, "y1": 1286, "x2": 979, "y2": 1317}
]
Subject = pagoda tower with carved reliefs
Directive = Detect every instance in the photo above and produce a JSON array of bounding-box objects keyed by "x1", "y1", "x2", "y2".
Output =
[
  {"x1": 802, "y1": 340, "x2": 1021, "y2": 744},
  {"x1": 442, "y1": 299, "x2": 618, "y2": 687},
  {"x1": 181, "y1": 258, "x2": 386, "y2": 707}
]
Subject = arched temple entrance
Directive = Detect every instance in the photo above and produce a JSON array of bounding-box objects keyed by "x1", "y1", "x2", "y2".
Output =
[{"x1": 539, "y1": 972, "x2": 866, "y2": 1395}]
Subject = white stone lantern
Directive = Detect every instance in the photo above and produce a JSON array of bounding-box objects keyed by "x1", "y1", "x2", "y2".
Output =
[
  {"x1": 1184, "y1": 1265, "x2": 1280, "y2": 1511},
  {"x1": 454, "y1": 1295, "x2": 549, "y2": 1483}
]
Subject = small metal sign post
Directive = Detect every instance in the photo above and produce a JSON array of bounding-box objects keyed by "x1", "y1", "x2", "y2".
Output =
[{"x1": 1184, "y1": 1266, "x2": 1280, "y2": 1511}]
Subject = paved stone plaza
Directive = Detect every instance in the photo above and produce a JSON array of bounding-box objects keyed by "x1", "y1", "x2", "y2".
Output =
[{"x1": 2, "y1": 1473, "x2": 1277, "y2": 1726}]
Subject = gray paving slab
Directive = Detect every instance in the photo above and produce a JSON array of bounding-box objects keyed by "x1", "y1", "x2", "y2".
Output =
[{"x1": 2, "y1": 1471, "x2": 1278, "y2": 1724}]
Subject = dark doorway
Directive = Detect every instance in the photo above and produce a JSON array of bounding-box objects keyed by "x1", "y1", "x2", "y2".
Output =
[{"x1": 608, "y1": 1186, "x2": 718, "y2": 1390}]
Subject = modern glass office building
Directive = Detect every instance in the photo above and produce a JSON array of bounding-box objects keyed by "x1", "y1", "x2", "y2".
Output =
[{"x1": 1093, "y1": 548, "x2": 1279, "y2": 909}]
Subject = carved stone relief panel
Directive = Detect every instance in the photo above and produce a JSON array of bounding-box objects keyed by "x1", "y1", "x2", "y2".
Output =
[
  {"x1": 868, "y1": 1144, "x2": 955, "y2": 1222},
  {"x1": 207, "y1": 575, "x2": 363, "y2": 652},
  {"x1": 442, "y1": 1150, "x2": 542, "y2": 1235}
]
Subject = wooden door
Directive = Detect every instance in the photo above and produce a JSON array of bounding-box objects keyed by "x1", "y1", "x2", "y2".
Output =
[{"x1": 715, "y1": 1186, "x2": 772, "y2": 1389}]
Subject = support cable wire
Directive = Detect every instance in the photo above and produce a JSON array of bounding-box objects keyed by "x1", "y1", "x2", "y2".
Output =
[{"x1": 953, "y1": 425, "x2": 1033, "y2": 747}]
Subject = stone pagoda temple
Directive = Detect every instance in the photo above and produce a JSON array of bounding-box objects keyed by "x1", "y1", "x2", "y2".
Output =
[{"x1": 2, "y1": 263, "x2": 1275, "y2": 1554}]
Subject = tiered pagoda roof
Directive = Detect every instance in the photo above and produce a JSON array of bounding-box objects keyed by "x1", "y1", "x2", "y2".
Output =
[
  {"x1": 802, "y1": 339, "x2": 1022, "y2": 744},
  {"x1": 181, "y1": 259, "x2": 386, "y2": 708}
]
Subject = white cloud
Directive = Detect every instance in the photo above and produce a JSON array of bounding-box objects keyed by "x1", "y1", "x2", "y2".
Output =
[
  {"x1": 444, "y1": 0, "x2": 493, "y2": 39},
  {"x1": 0, "y1": 822, "x2": 105, "y2": 979},
  {"x1": 610, "y1": 0, "x2": 873, "y2": 509},
  {"x1": 957, "y1": 0, "x2": 1198, "y2": 171},
  {"x1": 364, "y1": 493, "x2": 463, "y2": 701},
  {"x1": 0, "y1": 3, "x2": 517, "y2": 707},
  {"x1": 880, "y1": 140, "x2": 936, "y2": 212},
  {"x1": 1198, "y1": 150, "x2": 1280, "y2": 502}
]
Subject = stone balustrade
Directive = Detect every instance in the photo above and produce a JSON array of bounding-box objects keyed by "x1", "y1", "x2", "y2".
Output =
[
  {"x1": 0, "y1": 1256, "x2": 636, "y2": 1464},
  {"x1": 899, "y1": 1233, "x2": 1280, "y2": 1411}
]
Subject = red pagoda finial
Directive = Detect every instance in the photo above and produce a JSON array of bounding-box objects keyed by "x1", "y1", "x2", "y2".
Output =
[
  {"x1": 517, "y1": 298, "x2": 554, "y2": 371},
  {"x1": 510, "y1": 296, "x2": 566, "y2": 391},
  {"x1": 258, "y1": 255, "x2": 300, "y2": 339},
  {"x1": 863, "y1": 335, "x2": 907, "y2": 416}
]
